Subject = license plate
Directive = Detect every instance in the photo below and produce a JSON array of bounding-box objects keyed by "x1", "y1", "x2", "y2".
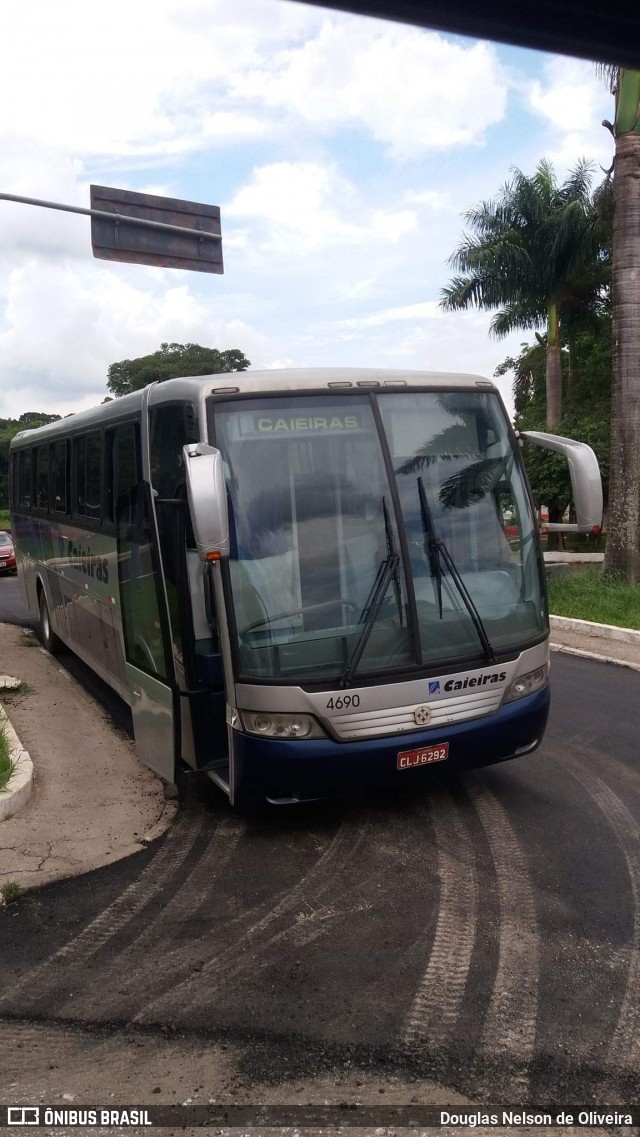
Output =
[{"x1": 397, "y1": 742, "x2": 449, "y2": 770}]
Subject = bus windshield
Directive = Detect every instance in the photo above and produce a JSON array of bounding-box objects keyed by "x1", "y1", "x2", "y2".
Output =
[{"x1": 212, "y1": 391, "x2": 545, "y2": 684}]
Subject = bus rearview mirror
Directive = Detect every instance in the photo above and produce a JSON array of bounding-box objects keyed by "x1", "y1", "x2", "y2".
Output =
[
  {"x1": 183, "y1": 443, "x2": 230, "y2": 559},
  {"x1": 519, "y1": 430, "x2": 603, "y2": 534}
]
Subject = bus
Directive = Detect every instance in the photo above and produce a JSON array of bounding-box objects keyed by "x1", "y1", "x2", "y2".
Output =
[{"x1": 9, "y1": 369, "x2": 602, "y2": 807}]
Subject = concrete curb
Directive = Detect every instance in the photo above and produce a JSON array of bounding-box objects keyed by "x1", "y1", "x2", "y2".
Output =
[
  {"x1": 550, "y1": 614, "x2": 640, "y2": 645},
  {"x1": 139, "y1": 798, "x2": 179, "y2": 845},
  {"x1": 0, "y1": 681, "x2": 33, "y2": 822},
  {"x1": 544, "y1": 552, "x2": 604, "y2": 563},
  {"x1": 550, "y1": 641, "x2": 640, "y2": 673}
]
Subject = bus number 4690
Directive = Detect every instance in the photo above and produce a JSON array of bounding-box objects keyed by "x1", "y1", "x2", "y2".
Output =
[{"x1": 326, "y1": 695, "x2": 360, "y2": 710}]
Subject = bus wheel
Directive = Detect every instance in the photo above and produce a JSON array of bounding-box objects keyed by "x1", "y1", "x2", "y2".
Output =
[{"x1": 39, "y1": 591, "x2": 60, "y2": 655}]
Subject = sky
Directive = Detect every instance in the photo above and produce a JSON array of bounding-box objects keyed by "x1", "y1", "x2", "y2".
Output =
[{"x1": 0, "y1": 0, "x2": 615, "y2": 421}]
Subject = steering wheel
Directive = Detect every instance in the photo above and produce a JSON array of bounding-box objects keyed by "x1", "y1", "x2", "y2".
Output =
[{"x1": 241, "y1": 598, "x2": 358, "y2": 636}]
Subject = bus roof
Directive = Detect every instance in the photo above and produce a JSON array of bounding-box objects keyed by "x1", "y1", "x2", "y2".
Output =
[{"x1": 10, "y1": 368, "x2": 497, "y2": 446}]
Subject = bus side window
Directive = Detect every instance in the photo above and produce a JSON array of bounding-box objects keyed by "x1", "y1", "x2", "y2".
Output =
[
  {"x1": 20, "y1": 450, "x2": 33, "y2": 509},
  {"x1": 52, "y1": 440, "x2": 68, "y2": 513},
  {"x1": 111, "y1": 424, "x2": 140, "y2": 525},
  {"x1": 74, "y1": 436, "x2": 87, "y2": 516},
  {"x1": 35, "y1": 445, "x2": 50, "y2": 511},
  {"x1": 74, "y1": 433, "x2": 102, "y2": 520},
  {"x1": 149, "y1": 402, "x2": 198, "y2": 499}
]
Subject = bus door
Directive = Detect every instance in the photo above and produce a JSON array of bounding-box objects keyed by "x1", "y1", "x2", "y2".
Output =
[
  {"x1": 154, "y1": 495, "x2": 229, "y2": 771},
  {"x1": 116, "y1": 480, "x2": 179, "y2": 782}
]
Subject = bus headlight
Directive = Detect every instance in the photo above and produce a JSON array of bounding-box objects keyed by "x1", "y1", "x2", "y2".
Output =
[
  {"x1": 241, "y1": 711, "x2": 325, "y2": 740},
  {"x1": 504, "y1": 663, "x2": 549, "y2": 703}
]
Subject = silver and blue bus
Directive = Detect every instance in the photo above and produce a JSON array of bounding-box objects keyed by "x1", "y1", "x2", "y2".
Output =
[{"x1": 9, "y1": 369, "x2": 602, "y2": 807}]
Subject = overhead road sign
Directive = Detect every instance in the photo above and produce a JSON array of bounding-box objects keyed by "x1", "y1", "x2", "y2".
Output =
[
  {"x1": 0, "y1": 187, "x2": 223, "y2": 274},
  {"x1": 90, "y1": 185, "x2": 223, "y2": 273}
]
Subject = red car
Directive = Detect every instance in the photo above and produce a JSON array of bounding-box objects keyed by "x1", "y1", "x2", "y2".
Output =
[{"x1": 0, "y1": 530, "x2": 16, "y2": 574}]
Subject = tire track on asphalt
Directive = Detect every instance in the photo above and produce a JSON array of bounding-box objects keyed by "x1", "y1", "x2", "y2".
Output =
[
  {"x1": 467, "y1": 777, "x2": 540, "y2": 1091},
  {"x1": 402, "y1": 788, "x2": 479, "y2": 1050},
  {"x1": 207, "y1": 803, "x2": 436, "y2": 1000},
  {"x1": 133, "y1": 811, "x2": 376, "y2": 1026},
  {"x1": 55, "y1": 812, "x2": 246, "y2": 1021},
  {"x1": 0, "y1": 806, "x2": 208, "y2": 1016},
  {"x1": 553, "y1": 727, "x2": 640, "y2": 804},
  {"x1": 561, "y1": 748, "x2": 640, "y2": 1072}
]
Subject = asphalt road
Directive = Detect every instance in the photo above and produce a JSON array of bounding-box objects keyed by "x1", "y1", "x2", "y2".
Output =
[
  {"x1": 1, "y1": 572, "x2": 639, "y2": 1107},
  {"x1": 0, "y1": 572, "x2": 31, "y2": 628}
]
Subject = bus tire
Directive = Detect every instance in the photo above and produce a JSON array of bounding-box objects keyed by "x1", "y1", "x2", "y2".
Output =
[{"x1": 39, "y1": 590, "x2": 61, "y2": 655}]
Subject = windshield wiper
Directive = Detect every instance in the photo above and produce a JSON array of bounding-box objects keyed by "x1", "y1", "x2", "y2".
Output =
[
  {"x1": 340, "y1": 497, "x2": 400, "y2": 688},
  {"x1": 339, "y1": 552, "x2": 399, "y2": 688},
  {"x1": 416, "y1": 476, "x2": 496, "y2": 665}
]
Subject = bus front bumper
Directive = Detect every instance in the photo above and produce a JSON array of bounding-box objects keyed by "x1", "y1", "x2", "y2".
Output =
[{"x1": 231, "y1": 685, "x2": 550, "y2": 804}]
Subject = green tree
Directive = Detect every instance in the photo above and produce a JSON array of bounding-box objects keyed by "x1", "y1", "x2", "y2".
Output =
[
  {"x1": 107, "y1": 342, "x2": 251, "y2": 397},
  {"x1": 441, "y1": 160, "x2": 607, "y2": 430},
  {"x1": 598, "y1": 68, "x2": 640, "y2": 583},
  {"x1": 495, "y1": 321, "x2": 612, "y2": 531}
]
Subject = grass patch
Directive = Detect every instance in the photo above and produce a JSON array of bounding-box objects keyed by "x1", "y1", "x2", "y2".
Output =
[
  {"x1": 0, "y1": 509, "x2": 10, "y2": 529},
  {"x1": 0, "y1": 881, "x2": 21, "y2": 904},
  {"x1": 0, "y1": 720, "x2": 15, "y2": 792},
  {"x1": 547, "y1": 567, "x2": 640, "y2": 630}
]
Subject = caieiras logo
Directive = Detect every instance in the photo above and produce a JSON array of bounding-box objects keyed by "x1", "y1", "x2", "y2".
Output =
[
  {"x1": 67, "y1": 539, "x2": 109, "y2": 583},
  {"x1": 444, "y1": 670, "x2": 507, "y2": 692}
]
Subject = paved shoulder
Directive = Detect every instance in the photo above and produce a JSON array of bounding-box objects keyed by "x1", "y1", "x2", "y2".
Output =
[
  {"x1": 550, "y1": 614, "x2": 640, "y2": 671},
  {"x1": 0, "y1": 623, "x2": 176, "y2": 891}
]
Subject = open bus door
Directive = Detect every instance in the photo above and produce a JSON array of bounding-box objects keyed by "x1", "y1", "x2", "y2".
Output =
[{"x1": 116, "y1": 480, "x2": 179, "y2": 782}]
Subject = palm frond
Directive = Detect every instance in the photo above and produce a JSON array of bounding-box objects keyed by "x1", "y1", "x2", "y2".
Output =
[
  {"x1": 490, "y1": 302, "x2": 544, "y2": 339},
  {"x1": 440, "y1": 275, "x2": 486, "y2": 310},
  {"x1": 438, "y1": 458, "x2": 506, "y2": 511},
  {"x1": 441, "y1": 155, "x2": 610, "y2": 347},
  {"x1": 595, "y1": 63, "x2": 619, "y2": 92},
  {"x1": 561, "y1": 159, "x2": 594, "y2": 204}
]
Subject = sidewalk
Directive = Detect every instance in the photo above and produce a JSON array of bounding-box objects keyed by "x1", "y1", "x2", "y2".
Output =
[{"x1": 0, "y1": 622, "x2": 176, "y2": 893}]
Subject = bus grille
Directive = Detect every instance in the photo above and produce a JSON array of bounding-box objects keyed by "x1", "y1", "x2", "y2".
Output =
[{"x1": 329, "y1": 689, "x2": 504, "y2": 740}]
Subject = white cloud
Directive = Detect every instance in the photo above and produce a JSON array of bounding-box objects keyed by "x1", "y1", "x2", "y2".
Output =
[
  {"x1": 2, "y1": 2, "x2": 509, "y2": 167},
  {"x1": 530, "y1": 58, "x2": 600, "y2": 132},
  {"x1": 338, "y1": 301, "x2": 441, "y2": 328},
  {"x1": 232, "y1": 19, "x2": 508, "y2": 160},
  {"x1": 225, "y1": 160, "x2": 418, "y2": 255},
  {"x1": 527, "y1": 57, "x2": 613, "y2": 172},
  {"x1": 299, "y1": 302, "x2": 526, "y2": 414},
  {"x1": 0, "y1": 261, "x2": 274, "y2": 417},
  {"x1": 0, "y1": 142, "x2": 90, "y2": 265},
  {"x1": 0, "y1": 0, "x2": 319, "y2": 159}
]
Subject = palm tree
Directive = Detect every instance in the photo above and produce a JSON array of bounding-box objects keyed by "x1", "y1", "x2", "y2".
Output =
[
  {"x1": 599, "y1": 68, "x2": 640, "y2": 584},
  {"x1": 441, "y1": 160, "x2": 605, "y2": 430}
]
